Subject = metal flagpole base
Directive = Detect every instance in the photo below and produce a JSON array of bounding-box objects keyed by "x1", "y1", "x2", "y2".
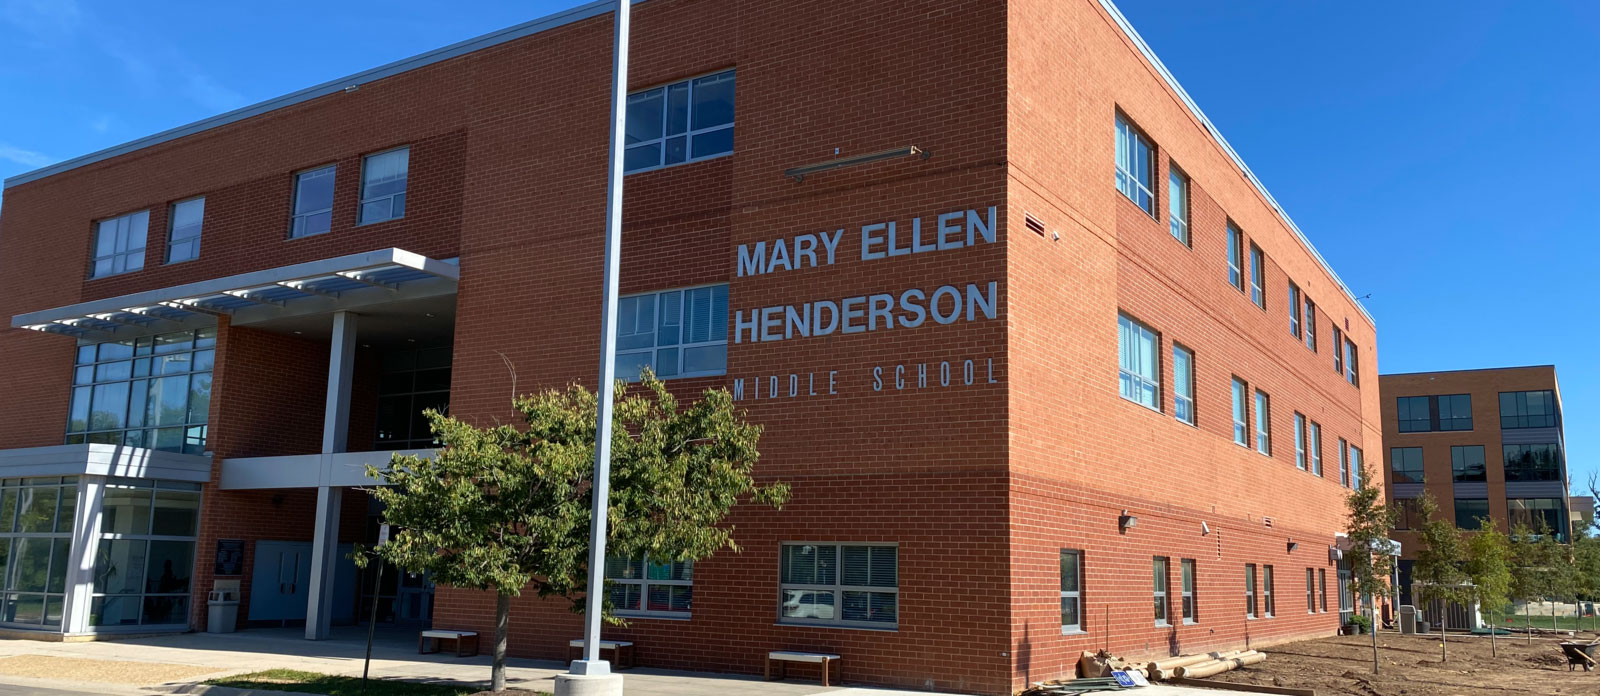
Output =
[{"x1": 555, "y1": 670, "x2": 622, "y2": 696}]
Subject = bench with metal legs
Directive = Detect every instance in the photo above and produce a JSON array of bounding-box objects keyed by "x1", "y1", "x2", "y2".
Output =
[{"x1": 766, "y1": 651, "x2": 841, "y2": 686}]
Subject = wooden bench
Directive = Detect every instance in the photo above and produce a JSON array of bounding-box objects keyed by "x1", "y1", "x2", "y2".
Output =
[
  {"x1": 568, "y1": 639, "x2": 635, "y2": 670},
  {"x1": 766, "y1": 650, "x2": 841, "y2": 686},
  {"x1": 418, "y1": 630, "x2": 479, "y2": 657}
]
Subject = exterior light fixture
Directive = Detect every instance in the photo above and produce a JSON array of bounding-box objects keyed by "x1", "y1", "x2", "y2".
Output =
[
  {"x1": 1200, "y1": 521, "x2": 1211, "y2": 536},
  {"x1": 1118, "y1": 509, "x2": 1138, "y2": 531},
  {"x1": 1287, "y1": 539, "x2": 1299, "y2": 553},
  {"x1": 784, "y1": 145, "x2": 929, "y2": 182}
]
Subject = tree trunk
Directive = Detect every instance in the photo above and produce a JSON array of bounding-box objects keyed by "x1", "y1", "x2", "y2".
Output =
[
  {"x1": 493, "y1": 592, "x2": 510, "y2": 692},
  {"x1": 1490, "y1": 608, "x2": 1497, "y2": 657},
  {"x1": 1526, "y1": 599, "x2": 1533, "y2": 645},
  {"x1": 1439, "y1": 604, "x2": 1447, "y2": 662},
  {"x1": 1370, "y1": 600, "x2": 1380, "y2": 674}
]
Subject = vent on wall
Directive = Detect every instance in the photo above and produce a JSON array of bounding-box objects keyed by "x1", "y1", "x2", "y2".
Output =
[{"x1": 1024, "y1": 213, "x2": 1046, "y2": 237}]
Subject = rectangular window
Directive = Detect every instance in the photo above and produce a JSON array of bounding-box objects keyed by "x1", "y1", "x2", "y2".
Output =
[
  {"x1": 90, "y1": 478, "x2": 201, "y2": 628},
  {"x1": 1244, "y1": 564, "x2": 1257, "y2": 618},
  {"x1": 1507, "y1": 499, "x2": 1565, "y2": 537},
  {"x1": 166, "y1": 198, "x2": 204, "y2": 264},
  {"x1": 1117, "y1": 315, "x2": 1160, "y2": 411},
  {"x1": 1263, "y1": 565, "x2": 1275, "y2": 617},
  {"x1": 1060, "y1": 550, "x2": 1082, "y2": 633},
  {"x1": 1392, "y1": 498, "x2": 1423, "y2": 530},
  {"x1": 1232, "y1": 378, "x2": 1249, "y2": 447},
  {"x1": 1349, "y1": 446, "x2": 1363, "y2": 488},
  {"x1": 1318, "y1": 568, "x2": 1327, "y2": 612},
  {"x1": 1451, "y1": 445, "x2": 1487, "y2": 482},
  {"x1": 1499, "y1": 390, "x2": 1557, "y2": 429},
  {"x1": 1168, "y1": 169, "x2": 1189, "y2": 244},
  {"x1": 1181, "y1": 559, "x2": 1197, "y2": 624},
  {"x1": 1344, "y1": 339, "x2": 1359, "y2": 386},
  {"x1": 1502, "y1": 444, "x2": 1562, "y2": 482},
  {"x1": 0, "y1": 477, "x2": 79, "y2": 630},
  {"x1": 1294, "y1": 413, "x2": 1307, "y2": 470},
  {"x1": 616, "y1": 284, "x2": 729, "y2": 380},
  {"x1": 1173, "y1": 344, "x2": 1195, "y2": 425},
  {"x1": 64, "y1": 330, "x2": 215, "y2": 453},
  {"x1": 1306, "y1": 568, "x2": 1316, "y2": 613},
  {"x1": 91, "y1": 210, "x2": 149, "y2": 278},
  {"x1": 374, "y1": 346, "x2": 452, "y2": 450},
  {"x1": 290, "y1": 165, "x2": 336, "y2": 238},
  {"x1": 1288, "y1": 283, "x2": 1302, "y2": 338},
  {"x1": 1227, "y1": 223, "x2": 1244, "y2": 290},
  {"x1": 1453, "y1": 499, "x2": 1490, "y2": 530},
  {"x1": 359, "y1": 147, "x2": 409, "y2": 224},
  {"x1": 1310, "y1": 421, "x2": 1323, "y2": 476},
  {"x1": 1390, "y1": 447, "x2": 1424, "y2": 484},
  {"x1": 1115, "y1": 114, "x2": 1155, "y2": 214},
  {"x1": 1254, "y1": 390, "x2": 1271, "y2": 455},
  {"x1": 1153, "y1": 556, "x2": 1170, "y2": 626},
  {"x1": 1304, "y1": 298, "x2": 1317, "y2": 351},
  {"x1": 1397, "y1": 396, "x2": 1432, "y2": 433},
  {"x1": 1249, "y1": 245, "x2": 1265, "y2": 309},
  {"x1": 605, "y1": 554, "x2": 692, "y2": 617},
  {"x1": 778, "y1": 543, "x2": 896, "y2": 628},
  {"x1": 1332, "y1": 327, "x2": 1344, "y2": 375},
  {"x1": 1338, "y1": 438, "x2": 1349, "y2": 487},
  {"x1": 1437, "y1": 394, "x2": 1473, "y2": 431},
  {"x1": 625, "y1": 70, "x2": 735, "y2": 173}
]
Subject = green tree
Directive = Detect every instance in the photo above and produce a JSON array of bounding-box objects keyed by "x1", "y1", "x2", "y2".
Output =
[
  {"x1": 1571, "y1": 528, "x2": 1600, "y2": 633},
  {"x1": 1344, "y1": 456, "x2": 1396, "y2": 674},
  {"x1": 1463, "y1": 517, "x2": 1513, "y2": 656},
  {"x1": 1508, "y1": 522, "x2": 1544, "y2": 643},
  {"x1": 1535, "y1": 519, "x2": 1577, "y2": 633},
  {"x1": 1411, "y1": 494, "x2": 1472, "y2": 661},
  {"x1": 358, "y1": 370, "x2": 790, "y2": 691}
]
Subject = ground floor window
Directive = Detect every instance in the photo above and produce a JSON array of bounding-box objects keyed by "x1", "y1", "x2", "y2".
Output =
[
  {"x1": 0, "y1": 477, "x2": 78, "y2": 629},
  {"x1": 1060, "y1": 549, "x2": 1082, "y2": 633},
  {"x1": 779, "y1": 543, "x2": 897, "y2": 629},
  {"x1": 1305, "y1": 568, "x2": 1315, "y2": 613},
  {"x1": 90, "y1": 479, "x2": 200, "y2": 628},
  {"x1": 604, "y1": 554, "x2": 692, "y2": 618},
  {"x1": 1180, "y1": 559, "x2": 1196, "y2": 624},
  {"x1": 1263, "y1": 565, "x2": 1276, "y2": 617},
  {"x1": 1245, "y1": 564, "x2": 1257, "y2": 618}
]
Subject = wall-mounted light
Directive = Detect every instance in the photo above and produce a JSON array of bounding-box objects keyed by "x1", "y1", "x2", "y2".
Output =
[
  {"x1": 1329, "y1": 546, "x2": 1343, "y2": 562},
  {"x1": 1201, "y1": 521, "x2": 1211, "y2": 536},
  {"x1": 1287, "y1": 539, "x2": 1299, "y2": 553},
  {"x1": 1119, "y1": 509, "x2": 1138, "y2": 531}
]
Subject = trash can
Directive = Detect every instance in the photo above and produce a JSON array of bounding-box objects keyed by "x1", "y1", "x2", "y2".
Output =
[
  {"x1": 1399, "y1": 605, "x2": 1417, "y2": 635},
  {"x1": 207, "y1": 590, "x2": 239, "y2": 633}
]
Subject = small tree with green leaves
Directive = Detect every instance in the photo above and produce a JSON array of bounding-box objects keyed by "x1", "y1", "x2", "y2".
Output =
[
  {"x1": 357, "y1": 370, "x2": 789, "y2": 691},
  {"x1": 1412, "y1": 494, "x2": 1471, "y2": 661},
  {"x1": 1536, "y1": 519, "x2": 1577, "y2": 632},
  {"x1": 1345, "y1": 456, "x2": 1396, "y2": 674},
  {"x1": 1463, "y1": 517, "x2": 1513, "y2": 656}
]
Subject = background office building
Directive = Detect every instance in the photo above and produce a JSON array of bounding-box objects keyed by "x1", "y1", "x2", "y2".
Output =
[
  {"x1": 0, "y1": 1, "x2": 1379, "y2": 693},
  {"x1": 1379, "y1": 366, "x2": 1571, "y2": 608}
]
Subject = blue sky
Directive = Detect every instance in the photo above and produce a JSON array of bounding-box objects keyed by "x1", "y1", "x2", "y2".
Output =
[{"x1": 1, "y1": 1, "x2": 1594, "y2": 493}]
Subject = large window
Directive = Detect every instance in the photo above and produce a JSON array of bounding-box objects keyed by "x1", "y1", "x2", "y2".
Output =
[
  {"x1": 1254, "y1": 390, "x2": 1271, "y2": 455},
  {"x1": 1398, "y1": 394, "x2": 1468, "y2": 433},
  {"x1": 1244, "y1": 564, "x2": 1257, "y2": 618},
  {"x1": 1451, "y1": 445, "x2": 1486, "y2": 482},
  {"x1": 1294, "y1": 413, "x2": 1307, "y2": 470},
  {"x1": 1437, "y1": 394, "x2": 1472, "y2": 431},
  {"x1": 1288, "y1": 283, "x2": 1302, "y2": 338},
  {"x1": 1338, "y1": 438, "x2": 1349, "y2": 487},
  {"x1": 1397, "y1": 396, "x2": 1431, "y2": 433},
  {"x1": 1310, "y1": 421, "x2": 1323, "y2": 476},
  {"x1": 617, "y1": 285, "x2": 729, "y2": 380},
  {"x1": 0, "y1": 477, "x2": 77, "y2": 629},
  {"x1": 91, "y1": 479, "x2": 200, "y2": 628},
  {"x1": 1226, "y1": 224, "x2": 1244, "y2": 291},
  {"x1": 1181, "y1": 559, "x2": 1196, "y2": 624},
  {"x1": 1304, "y1": 298, "x2": 1317, "y2": 351},
  {"x1": 374, "y1": 347, "x2": 451, "y2": 450},
  {"x1": 1344, "y1": 339, "x2": 1359, "y2": 386},
  {"x1": 290, "y1": 165, "x2": 336, "y2": 238},
  {"x1": 1349, "y1": 447, "x2": 1363, "y2": 488},
  {"x1": 1507, "y1": 499, "x2": 1564, "y2": 537},
  {"x1": 91, "y1": 210, "x2": 149, "y2": 278},
  {"x1": 605, "y1": 554, "x2": 691, "y2": 618},
  {"x1": 1168, "y1": 169, "x2": 1189, "y2": 244},
  {"x1": 1231, "y1": 378, "x2": 1248, "y2": 447},
  {"x1": 65, "y1": 330, "x2": 214, "y2": 453},
  {"x1": 359, "y1": 147, "x2": 409, "y2": 224},
  {"x1": 1118, "y1": 315, "x2": 1160, "y2": 410},
  {"x1": 1173, "y1": 344, "x2": 1195, "y2": 425},
  {"x1": 1392, "y1": 498, "x2": 1423, "y2": 530},
  {"x1": 1500, "y1": 390, "x2": 1557, "y2": 429},
  {"x1": 1503, "y1": 444, "x2": 1562, "y2": 482},
  {"x1": 1115, "y1": 114, "x2": 1155, "y2": 214},
  {"x1": 1262, "y1": 565, "x2": 1275, "y2": 617},
  {"x1": 779, "y1": 543, "x2": 896, "y2": 629},
  {"x1": 1453, "y1": 499, "x2": 1490, "y2": 530},
  {"x1": 1060, "y1": 550, "x2": 1082, "y2": 633},
  {"x1": 166, "y1": 198, "x2": 204, "y2": 264},
  {"x1": 1249, "y1": 245, "x2": 1265, "y2": 308},
  {"x1": 625, "y1": 70, "x2": 735, "y2": 173},
  {"x1": 1153, "y1": 556, "x2": 1170, "y2": 626},
  {"x1": 1390, "y1": 447, "x2": 1424, "y2": 484}
]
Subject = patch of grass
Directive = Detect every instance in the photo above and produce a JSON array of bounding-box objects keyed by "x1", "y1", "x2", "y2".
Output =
[{"x1": 204, "y1": 669, "x2": 496, "y2": 696}]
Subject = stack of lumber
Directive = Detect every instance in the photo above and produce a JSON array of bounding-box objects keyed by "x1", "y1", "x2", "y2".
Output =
[
  {"x1": 1077, "y1": 650, "x2": 1147, "y2": 680},
  {"x1": 1146, "y1": 649, "x2": 1265, "y2": 680}
]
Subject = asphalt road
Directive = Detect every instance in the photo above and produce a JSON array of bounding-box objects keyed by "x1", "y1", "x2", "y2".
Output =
[{"x1": 0, "y1": 684, "x2": 107, "y2": 696}]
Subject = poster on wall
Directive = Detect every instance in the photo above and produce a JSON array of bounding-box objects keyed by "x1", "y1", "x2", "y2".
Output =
[{"x1": 214, "y1": 539, "x2": 246, "y2": 576}]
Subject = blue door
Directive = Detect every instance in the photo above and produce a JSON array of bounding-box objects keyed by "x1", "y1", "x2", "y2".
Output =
[{"x1": 249, "y1": 541, "x2": 312, "y2": 621}]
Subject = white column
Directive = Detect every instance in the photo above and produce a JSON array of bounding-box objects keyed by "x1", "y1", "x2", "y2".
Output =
[
  {"x1": 61, "y1": 475, "x2": 107, "y2": 635},
  {"x1": 306, "y1": 311, "x2": 356, "y2": 640}
]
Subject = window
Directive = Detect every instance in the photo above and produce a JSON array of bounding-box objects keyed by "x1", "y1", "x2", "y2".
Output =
[
  {"x1": 1306, "y1": 568, "x2": 1316, "y2": 613},
  {"x1": 1117, "y1": 315, "x2": 1160, "y2": 410},
  {"x1": 1502, "y1": 444, "x2": 1562, "y2": 482},
  {"x1": 0, "y1": 477, "x2": 78, "y2": 629},
  {"x1": 1500, "y1": 390, "x2": 1557, "y2": 429},
  {"x1": 359, "y1": 147, "x2": 409, "y2": 224},
  {"x1": 1304, "y1": 298, "x2": 1317, "y2": 351},
  {"x1": 290, "y1": 165, "x2": 336, "y2": 238},
  {"x1": 1451, "y1": 445, "x2": 1486, "y2": 482},
  {"x1": 1262, "y1": 565, "x2": 1275, "y2": 617},
  {"x1": 1181, "y1": 559, "x2": 1197, "y2": 624},
  {"x1": 1310, "y1": 421, "x2": 1323, "y2": 476},
  {"x1": 625, "y1": 70, "x2": 735, "y2": 173},
  {"x1": 1397, "y1": 396, "x2": 1431, "y2": 433},
  {"x1": 1153, "y1": 557, "x2": 1169, "y2": 626},
  {"x1": 166, "y1": 198, "x2": 204, "y2": 264},
  {"x1": 374, "y1": 347, "x2": 451, "y2": 450},
  {"x1": 64, "y1": 330, "x2": 214, "y2": 453},
  {"x1": 1227, "y1": 224, "x2": 1244, "y2": 290},
  {"x1": 1288, "y1": 283, "x2": 1302, "y2": 338},
  {"x1": 91, "y1": 478, "x2": 201, "y2": 628},
  {"x1": 616, "y1": 285, "x2": 729, "y2": 380},
  {"x1": 91, "y1": 210, "x2": 149, "y2": 278},
  {"x1": 1168, "y1": 169, "x2": 1189, "y2": 244},
  {"x1": 1115, "y1": 114, "x2": 1155, "y2": 214},
  {"x1": 1338, "y1": 438, "x2": 1349, "y2": 487},
  {"x1": 1060, "y1": 550, "x2": 1082, "y2": 633},
  {"x1": 778, "y1": 543, "x2": 896, "y2": 628},
  {"x1": 1349, "y1": 446, "x2": 1363, "y2": 488},
  {"x1": 1332, "y1": 327, "x2": 1344, "y2": 375},
  {"x1": 1254, "y1": 390, "x2": 1271, "y2": 455},
  {"x1": 1453, "y1": 499, "x2": 1490, "y2": 530},
  {"x1": 1244, "y1": 564, "x2": 1257, "y2": 618},
  {"x1": 1318, "y1": 568, "x2": 1327, "y2": 612},
  {"x1": 1173, "y1": 344, "x2": 1195, "y2": 425},
  {"x1": 1249, "y1": 245, "x2": 1265, "y2": 309},
  {"x1": 1232, "y1": 378, "x2": 1248, "y2": 447},
  {"x1": 1437, "y1": 394, "x2": 1473, "y2": 431},
  {"x1": 1392, "y1": 498, "x2": 1423, "y2": 530},
  {"x1": 1294, "y1": 413, "x2": 1307, "y2": 470},
  {"x1": 1344, "y1": 339, "x2": 1359, "y2": 386},
  {"x1": 605, "y1": 554, "x2": 692, "y2": 617},
  {"x1": 1507, "y1": 499, "x2": 1565, "y2": 537},
  {"x1": 1390, "y1": 447, "x2": 1424, "y2": 484}
]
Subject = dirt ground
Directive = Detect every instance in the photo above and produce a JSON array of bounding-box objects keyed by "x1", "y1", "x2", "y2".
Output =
[
  {"x1": 0, "y1": 654, "x2": 222, "y2": 684},
  {"x1": 1206, "y1": 631, "x2": 1600, "y2": 695}
]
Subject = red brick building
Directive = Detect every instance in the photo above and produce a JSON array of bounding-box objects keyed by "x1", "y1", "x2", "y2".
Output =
[{"x1": 0, "y1": 0, "x2": 1380, "y2": 693}]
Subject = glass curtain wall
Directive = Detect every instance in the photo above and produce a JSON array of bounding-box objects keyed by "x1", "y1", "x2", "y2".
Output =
[
  {"x1": 64, "y1": 329, "x2": 215, "y2": 453},
  {"x1": 0, "y1": 477, "x2": 78, "y2": 629},
  {"x1": 90, "y1": 479, "x2": 201, "y2": 628}
]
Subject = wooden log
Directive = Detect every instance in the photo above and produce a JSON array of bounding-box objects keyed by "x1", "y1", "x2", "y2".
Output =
[
  {"x1": 1148, "y1": 653, "x2": 1216, "y2": 673},
  {"x1": 1176, "y1": 660, "x2": 1229, "y2": 678}
]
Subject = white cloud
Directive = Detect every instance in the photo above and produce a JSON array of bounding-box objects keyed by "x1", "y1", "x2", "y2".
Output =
[{"x1": 0, "y1": 143, "x2": 55, "y2": 168}]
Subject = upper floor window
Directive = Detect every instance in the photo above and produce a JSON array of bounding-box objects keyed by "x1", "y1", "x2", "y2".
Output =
[
  {"x1": 1231, "y1": 378, "x2": 1248, "y2": 447},
  {"x1": 1254, "y1": 390, "x2": 1271, "y2": 455},
  {"x1": 1168, "y1": 169, "x2": 1189, "y2": 245},
  {"x1": 166, "y1": 198, "x2": 204, "y2": 264},
  {"x1": 1401, "y1": 394, "x2": 1472, "y2": 432},
  {"x1": 65, "y1": 329, "x2": 214, "y2": 453},
  {"x1": 1451, "y1": 445, "x2": 1486, "y2": 482},
  {"x1": 1226, "y1": 224, "x2": 1244, "y2": 291},
  {"x1": 1503, "y1": 443, "x2": 1562, "y2": 482},
  {"x1": 1454, "y1": 499, "x2": 1490, "y2": 530},
  {"x1": 1437, "y1": 394, "x2": 1472, "y2": 431},
  {"x1": 779, "y1": 543, "x2": 897, "y2": 629},
  {"x1": 605, "y1": 554, "x2": 692, "y2": 617},
  {"x1": 359, "y1": 147, "x2": 409, "y2": 224},
  {"x1": 1507, "y1": 498, "x2": 1565, "y2": 538},
  {"x1": 1117, "y1": 315, "x2": 1159, "y2": 411},
  {"x1": 1390, "y1": 447, "x2": 1424, "y2": 484},
  {"x1": 1332, "y1": 327, "x2": 1344, "y2": 375},
  {"x1": 1304, "y1": 298, "x2": 1317, "y2": 352},
  {"x1": 1114, "y1": 114, "x2": 1155, "y2": 214},
  {"x1": 1338, "y1": 438, "x2": 1349, "y2": 487},
  {"x1": 616, "y1": 284, "x2": 728, "y2": 380},
  {"x1": 1293, "y1": 413, "x2": 1307, "y2": 470},
  {"x1": 625, "y1": 70, "x2": 735, "y2": 174},
  {"x1": 1060, "y1": 549, "x2": 1083, "y2": 633},
  {"x1": 1397, "y1": 396, "x2": 1431, "y2": 432},
  {"x1": 1499, "y1": 390, "x2": 1557, "y2": 429},
  {"x1": 91, "y1": 210, "x2": 149, "y2": 278},
  {"x1": 1349, "y1": 446, "x2": 1363, "y2": 488},
  {"x1": 1392, "y1": 498, "x2": 1423, "y2": 530},
  {"x1": 1344, "y1": 339, "x2": 1360, "y2": 386},
  {"x1": 290, "y1": 165, "x2": 336, "y2": 238},
  {"x1": 1310, "y1": 421, "x2": 1323, "y2": 476},
  {"x1": 1173, "y1": 344, "x2": 1195, "y2": 425},
  {"x1": 1288, "y1": 283, "x2": 1302, "y2": 338},
  {"x1": 1249, "y1": 245, "x2": 1265, "y2": 309}
]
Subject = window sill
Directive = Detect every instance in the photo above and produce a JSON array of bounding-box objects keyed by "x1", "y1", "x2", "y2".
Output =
[
  {"x1": 774, "y1": 621, "x2": 897, "y2": 633},
  {"x1": 165, "y1": 256, "x2": 199, "y2": 267},
  {"x1": 1060, "y1": 629, "x2": 1088, "y2": 636},
  {"x1": 88, "y1": 269, "x2": 142, "y2": 281},
  {"x1": 626, "y1": 149, "x2": 733, "y2": 177},
  {"x1": 1182, "y1": 620, "x2": 1197, "y2": 626},
  {"x1": 1119, "y1": 394, "x2": 1162, "y2": 414},
  {"x1": 356, "y1": 215, "x2": 406, "y2": 228},
  {"x1": 614, "y1": 613, "x2": 691, "y2": 622},
  {"x1": 287, "y1": 230, "x2": 331, "y2": 241}
]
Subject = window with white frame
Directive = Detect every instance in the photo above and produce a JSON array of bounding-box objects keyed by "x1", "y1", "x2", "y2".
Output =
[
  {"x1": 1306, "y1": 568, "x2": 1315, "y2": 613},
  {"x1": 1304, "y1": 297, "x2": 1317, "y2": 351},
  {"x1": 616, "y1": 284, "x2": 728, "y2": 380},
  {"x1": 1349, "y1": 446, "x2": 1363, "y2": 488},
  {"x1": 65, "y1": 330, "x2": 214, "y2": 453},
  {"x1": 1318, "y1": 568, "x2": 1327, "y2": 612},
  {"x1": 605, "y1": 554, "x2": 691, "y2": 617},
  {"x1": 290, "y1": 165, "x2": 336, "y2": 238},
  {"x1": 779, "y1": 543, "x2": 896, "y2": 628},
  {"x1": 359, "y1": 147, "x2": 409, "y2": 224},
  {"x1": 625, "y1": 70, "x2": 735, "y2": 173},
  {"x1": 1249, "y1": 245, "x2": 1265, "y2": 309},
  {"x1": 1344, "y1": 339, "x2": 1359, "y2": 386},
  {"x1": 1060, "y1": 549, "x2": 1082, "y2": 633},
  {"x1": 166, "y1": 198, "x2": 204, "y2": 264},
  {"x1": 1245, "y1": 564, "x2": 1257, "y2": 618},
  {"x1": 1181, "y1": 558, "x2": 1196, "y2": 624},
  {"x1": 1118, "y1": 315, "x2": 1159, "y2": 410},
  {"x1": 1288, "y1": 282, "x2": 1302, "y2": 338},
  {"x1": 1153, "y1": 556, "x2": 1170, "y2": 626},
  {"x1": 1263, "y1": 565, "x2": 1275, "y2": 617},
  {"x1": 1227, "y1": 223, "x2": 1244, "y2": 290},
  {"x1": 1338, "y1": 438, "x2": 1349, "y2": 487},
  {"x1": 1173, "y1": 344, "x2": 1195, "y2": 425},
  {"x1": 1231, "y1": 378, "x2": 1248, "y2": 446},
  {"x1": 1168, "y1": 169, "x2": 1189, "y2": 245},
  {"x1": 1294, "y1": 413, "x2": 1307, "y2": 470},
  {"x1": 91, "y1": 211, "x2": 149, "y2": 278},
  {"x1": 91, "y1": 478, "x2": 200, "y2": 628},
  {"x1": 1310, "y1": 421, "x2": 1323, "y2": 476},
  {"x1": 1332, "y1": 327, "x2": 1344, "y2": 375},
  {"x1": 1115, "y1": 114, "x2": 1155, "y2": 214},
  {"x1": 0, "y1": 477, "x2": 78, "y2": 629},
  {"x1": 1254, "y1": 390, "x2": 1271, "y2": 455}
]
